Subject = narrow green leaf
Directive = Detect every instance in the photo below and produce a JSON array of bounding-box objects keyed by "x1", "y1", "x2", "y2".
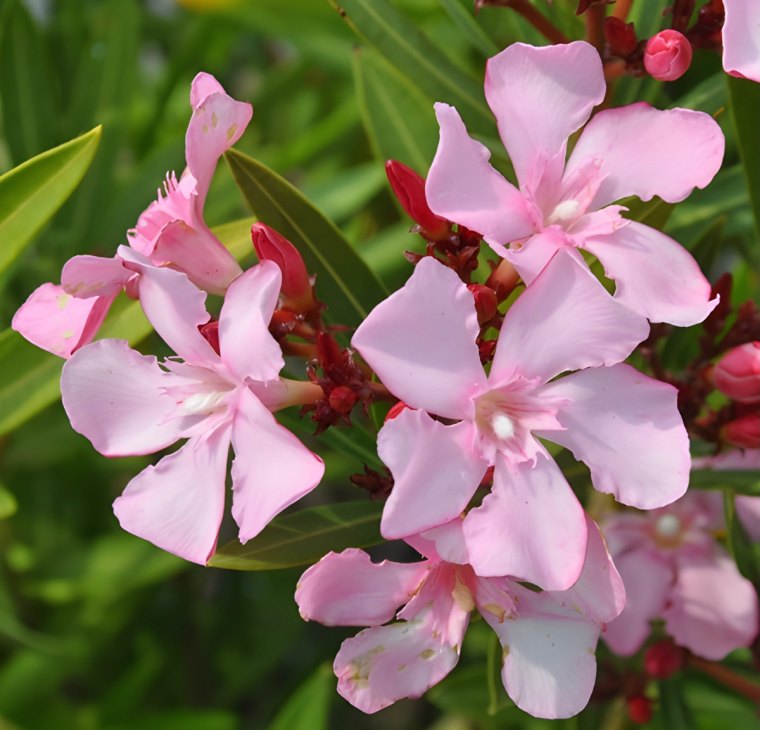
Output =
[
  {"x1": 439, "y1": 0, "x2": 499, "y2": 57},
  {"x1": 727, "y1": 76, "x2": 760, "y2": 246},
  {"x1": 225, "y1": 147, "x2": 387, "y2": 325},
  {"x1": 658, "y1": 677, "x2": 693, "y2": 730},
  {"x1": 0, "y1": 126, "x2": 101, "y2": 275},
  {"x1": 723, "y1": 489, "x2": 760, "y2": 584},
  {"x1": 329, "y1": 0, "x2": 493, "y2": 136},
  {"x1": 266, "y1": 664, "x2": 333, "y2": 730},
  {"x1": 207, "y1": 502, "x2": 382, "y2": 571},
  {"x1": 624, "y1": 196, "x2": 674, "y2": 231},
  {"x1": 353, "y1": 47, "x2": 438, "y2": 172},
  {"x1": 689, "y1": 470, "x2": 760, "y2": 496}
]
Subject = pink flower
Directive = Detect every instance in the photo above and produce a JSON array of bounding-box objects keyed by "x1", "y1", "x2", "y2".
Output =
[
  {"x1": 602, "y1": 492, "x2": 759, "y2": 659},
  {"x1": 60, "y1": 250, "x2": 324, "y2": 564},
  {"x1": 425, "y1": 41, "x2": 724, "y2": 326},
  {"x1": 13, "y1": 72, "x2": 252, "y2": 358},
  {"x1": 295, "y1": 517, "x2": 624, "y2": 719},
  {"x1": 713, "y1": 342, "x2": 760, "y2": 403},
  {"x1": 644, "y1": 30, "x2": 693, "y2": 81},
  {"x1": 723, "y1": 0, "x2": 760, "y2": 83},
  {"x1": 352, "y1": 251, "x2": 690, "y2": 590}
]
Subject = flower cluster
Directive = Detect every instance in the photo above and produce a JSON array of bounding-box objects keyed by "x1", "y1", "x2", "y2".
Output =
[{"x1": 12, "y1": 25, "x2": 760, "y2": 724}]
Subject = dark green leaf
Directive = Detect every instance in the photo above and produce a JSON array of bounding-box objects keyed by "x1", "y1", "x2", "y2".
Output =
[
  {"x1": 439, "y1": 0, "x2": 498, "y2": 57},
  {"x1": 265, "y1": 664, "x2": 333, "y2": 730},
  {"x1": 723, "y1": 490, "x2": 760, "y2": 585},
  {"x1": 658, "y1": 677, "x2": 694, "y2": 730},
  {"x1": 207, "y1": 501, "x2": 382, "y2": 571},
  {"x1": 225, "y1": 147, "x2": 387, "y2": 325},
  {"x1": 689, "y1": 470, "x2": 760, "y2": 496}
]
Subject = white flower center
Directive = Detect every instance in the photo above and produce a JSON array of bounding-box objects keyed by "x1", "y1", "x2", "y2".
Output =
[
  {"x1": 183, "y1": 390, "x2": 228, "y2": 415},
  {"x1": 547, "y1": 199, "x2": 581, "y2": 226},
  {"x1": 491, "y1": 413, "x2": 515, "y2": 440},
  {"x1": 655, "y1": 513, "x2": 681, "y2": 538}
]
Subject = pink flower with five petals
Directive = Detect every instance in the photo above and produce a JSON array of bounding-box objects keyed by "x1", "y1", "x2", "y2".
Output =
[{"x1": 723, "y1": 0, "x2": 760, "y2": 83}]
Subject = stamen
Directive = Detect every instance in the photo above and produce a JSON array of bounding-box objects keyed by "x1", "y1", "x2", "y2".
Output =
[
  {"x1": 547, "y1": 199, "x2": 581, "y2": 226},
  {"x1": 492, "y1": 413, "x2": 515, "y2": 440},
  {"x1": 182, "y1": 390, "x2": 227, "y2": 415},
  {"x1": 655, "y1": 513, "x2": 681, "y2": 538}
]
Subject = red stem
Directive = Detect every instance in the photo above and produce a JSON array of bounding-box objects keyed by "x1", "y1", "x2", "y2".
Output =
[
  {"x1": 688, "y1": 655, "x2": 760, "y2": 703},
  {"x1": 484, "y1": 0, "x2": 570, "y2": 44}
]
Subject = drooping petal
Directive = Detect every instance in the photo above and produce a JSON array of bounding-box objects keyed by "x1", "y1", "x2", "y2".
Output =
[
  {"x1": 723, "y1": 0, "x2": 760, "y2": 83},
  {"x1": 565, "y1": 103, "x2": 724, "y2": 210},
  {"x1": 151, "y1": 220, "x2": 242, "y2": 295},
  {"x1": 112, "y1": 424, "x2": 231, "y2": 565},
  {"x1": 603, "y1": 549, "x2": 673, "y2": 656},
  {"x1": 296, "y1": 549, "x2": 428, "y2": 627},
  {"x1": 352, "y1": 256, "x2": 486, "y2": 419},
  {"x1": 377, "y1": 410, "x2": 487, "y2": 540},
  {"x1": 218, "y1": 261, "x2": 284, "y2": 384},
  {"x1": 485, "y1": 41, "x2": 605, "y2": 199},
  {"x1": 12, "y1": 283, "x2": 114, "y2": 358},
  {"x1": 118, "y1": 246, "x2": 219, "y2": 368},
  {"x1": 61, "y1": 255, "x2": 132, "y2": 299},
  {"x1": 583, "y1": 221, "x2": 717, "y2": 326},
  {"x1": 464, "y1": 452, "x2": 588, "y2": 590},
  {"x1": 61, "y1": 339, "x2": 192, "y2": 456},
  {"x1": 230, "y1": 388, "x2": 324, "y2": 543},
  {"x1": 483, "y1": 581, "x2": 601, "y2": 719},
  {"x1": 491, "y1": 250, "x2": 649, "y2": 385},
  {"x1": 425, "y1": 103, "x2": 534, "y2": 246},
  {"x1": 663, "y1": 552, "x2": 759, "y2": 660},
  {"x1": 540, "y1": 364, "x2": 690, "y2": 509},
  {"x1": 185, "y1": 82, "x2": 253, "y2": 203},
  {"x1": 548, "y1": 516, "x2": 626, "y2": 624}
]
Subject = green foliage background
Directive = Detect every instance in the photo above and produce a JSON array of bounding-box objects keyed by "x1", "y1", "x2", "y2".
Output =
[{"x1": 0, "y1": 0, "x2": 758, "y2": 728}]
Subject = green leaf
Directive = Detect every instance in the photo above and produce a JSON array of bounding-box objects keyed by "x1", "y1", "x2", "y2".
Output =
[
  {"x1": 727, "y1": 76, "x2": 760, "y2": 247},
  {"x1": 225, "y1": 147, "x2": 387, "y2": 325},
  {"x1": 353, "y1": 47, "x2": 438, "y2": 172},
  {"x1": 0, "y1": 126, "x2": 101, "y2": 276},
  {"x1": 329, "y1": 0, "x2": 493, "y2": 136},
  {"x1": 723, "y1": 490, "x2": 760, "y2": 584},
  {"x1": 689, "y1": 470, "x2": 760, "y2": 496},
  {"x1": 207, "y1": 501, "x2": 382, "y2": 571},
  {"x1": 265, "y1": 664, "x2": 333, "y2": 730},
  {"x1": 439, "y1": 0, "x2": 498, "y2": 57},
  {"x1": 657, "y1": 677, "x2": 694, "y2": 730},
  {"x1": 624, "y1": 196, "x2": 674, "y2": 231}
]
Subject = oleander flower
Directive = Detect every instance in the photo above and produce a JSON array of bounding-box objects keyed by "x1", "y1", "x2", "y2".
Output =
[{"x1": 723, "y1": 0, "x2": 760, "y2": 83}]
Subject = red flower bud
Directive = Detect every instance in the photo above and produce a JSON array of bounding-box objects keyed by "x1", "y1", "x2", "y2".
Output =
[
  {"x1": 723, "y1": 413, "x2": 760, "y2": 449},
  {"x1": 468, "y1": 284, "x2": 498, "y2": 325},
  {"x1": 604, "y1": 17, "x2": 638, "y2": 57},
  {"x1": 644, "y1": 640, "x2": 685, "y2": 679},
  {"x1": 251, "y1": 223, "x2": 314, "y2": 311},
  {"x1": 385, "y1": 401, "x2": 410, "y2": 423},
  {"x1": 644, "y1": 30, "x2": 693, "y2": 81},
  {"x1": 486, "y1": 259, "x2": 520, "y2": 302},
  {"x1": 198, "y1": 320, "x2": 220, "y2": 354},
  {"x1": 385, "y1": 160, "x2": 450, "y2": 241},
  {"x1": 328, "y1": 385, "x2": 357, "y2": 415},
  {"x1": 714, "y1": 342, "x2": 760, "y2": 404},
  {"x1": 627, "y1": 696, "x2": 653, "y2": 724}
]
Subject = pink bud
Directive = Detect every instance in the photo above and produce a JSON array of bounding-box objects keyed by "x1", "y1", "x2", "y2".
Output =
[
  {"x1": 723, "y1": 413, "x2": 760, "y2": 449},
  {"x1": 385, "y1": 160, "x2": 450, "y2": 241},
  {"x1": 251, "y1": 223, "x2": 314, "y2": 311},
  {"x1": 714, "y1": 342, "x2": 760, "y2": 404},
  {"x1": 627, "y1": 696, "x2": 653, "y2": 725},
  {"x1": 384, "y1": 401, "x2": 409, "y2": 423},
  {"x1": 644, "y1": 30, "x2": 693, "y2": 81}
]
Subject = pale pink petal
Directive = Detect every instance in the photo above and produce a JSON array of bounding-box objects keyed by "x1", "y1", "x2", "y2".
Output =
[
  {"x1": 378, "y1": 410, "x2": 487, "y2": 540},
  {"x1": 118, "y1": 246, "x2": 219, "y2": 367},
  {"x1": 464, "y1": 452, "x2": 588, "y2": 590},
  {"x1": 491, "y1": 250, "x2": 648, "y2": 385},
  {"x1": 737, "y1": 495, "x2": 760, "y2": 543},
  {"x1": 185, "y1": 85, "x2": 253, "y2": 203},
  {"x1": 484, "y1": 582, "x2": 601, "y2": 719},
  {"x1": 151, "y1": 220, "x2": 242, "y2": 295},
  {"x1": 190, "y1": 71, "x2": 226, "y2": 108},
  {"x1": 502, "y1": 227, "x2": 573, "y2": 285},
  {"x1": 541, "y1": 364, "x2": 690, "y2": 509},
  {"x1": 603, "y1": 549, "x2": 673, "y2": 656},
  {"x1": 61, "y1": 339, "x2": 192, "y2": 456},
  {"x1": 415, "y1": 518, "x2": 471, "y2": 566},
  {"x1": 230, "y1": 388, "x2": 324, "y2": 543},
  {"x1": 583, "y1": 221, "x2": 717, "y2": 326},
  {"x1": 218, "y1": 261, "x2": 284, "y2": 384},
  {"x1": 333, "y1": 618, "x2": 461, "y2": 714},
  {"x1": 113, "y1": 424, "x2": 231, "y2": 565},
  {"x1": 12, "y1": 283, "x2": 114, "y2": 358},
  {"x1": 352, "y1": 257, "x2": 486, "y2": 419},
  {"x1": 296, "y1": 549, "x2": 428, "y2": 627},
  {"x1": 565, "y1": 103, "x2": 724, "y2": 210},
  {"x1": 61, "y1": 255, "x2": 132, "y2": 299},
  {"x1": 425, "y1": 103, "x2": 534, "y2": 244},
  {"x1": 548, "y1": 516, "x2": 626, "y2": 624},
  {"x1": 664, "y1": 552, "x2": 759, "y2": 659},
  {"x1": 723, "y1": 0, "x2": 760, "y2": 83},
  {"x1": 485, "y1": 41, "x2": 605, "y2": 198}
]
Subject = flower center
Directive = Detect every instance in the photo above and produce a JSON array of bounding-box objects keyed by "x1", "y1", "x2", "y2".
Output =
[
  {"x1": 182, "y1": 390, "x2": 229, "y2": 415},
  {"x1": 655, "y1": 514, "x2": 681, "y2": 538},
  {"x1": 546, "y1": 199, "x2": 581, "y2": 227},
  {"x1": 491, "y1": 413, "x2": 515, "y2": 440}
]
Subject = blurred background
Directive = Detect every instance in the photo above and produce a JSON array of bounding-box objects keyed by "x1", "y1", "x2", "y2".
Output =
[{"x1": 0, "y1": 0, "x2": 757, "y2": 728}]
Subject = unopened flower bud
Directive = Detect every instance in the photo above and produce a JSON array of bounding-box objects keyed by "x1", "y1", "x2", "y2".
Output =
[
  {"x1": 486, "y1": 259, "x2": 520, "y2": 302},
  {"x1": 468, "y1": 284, "x2": 498, "y2": 324},
  {"x1": 385, "y1": 160, "x2": 450, "y2": 241},
  {"x1": 604, "y1": 17, "x2": 638, "y2": 57},
  {"x1": 328, "y1": 385, "x2": 357, "y2": 415},
  {"x1": 714, "y1": 342, "x2": 760, "y2": 404},
  {"x1": 644, "y1": 640, "x2": 685, "y2": 679},
  {"x1": 644, "y1": 30, "x2": 693, "y2": 81},
  {"x1": 626, "y1": 696, "x2": 653, "y2": 724},
  {"x1": 385, "y1": 401, "x2": 409, "y2": 423},
  {"x1": 251, "y1": 223, "x2": 315, "y2": 311},
  {"x1": 723, "y1": 413, "x2": 760, "y2": 449},
  {"x1": 198, "y1": 320, "x2": 220, "y2": 354}
]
